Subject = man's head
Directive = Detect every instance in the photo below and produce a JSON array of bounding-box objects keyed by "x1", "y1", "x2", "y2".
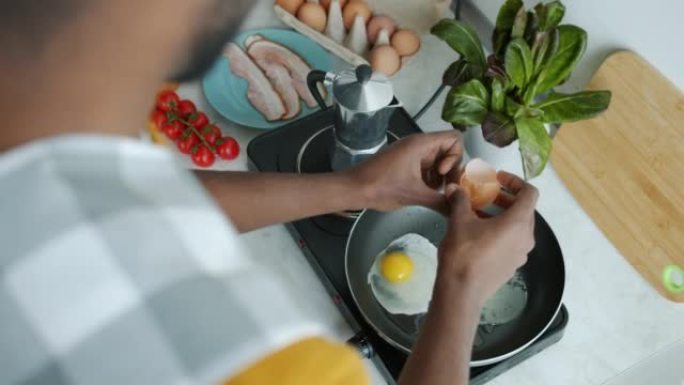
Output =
[
  {"x1": 0, "y1": 0, "x2": 253, "y2": 149},
  {"x1": 0, "y1": 0, "x2": 252, "y2": 81},
  {"x1": 167, "y1": 0, "x2": 252, "y2": 81}
]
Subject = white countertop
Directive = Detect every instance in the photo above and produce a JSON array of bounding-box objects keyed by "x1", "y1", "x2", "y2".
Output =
[{"x1": 176, "y1": 1, "x2": 684, "y2": 384}]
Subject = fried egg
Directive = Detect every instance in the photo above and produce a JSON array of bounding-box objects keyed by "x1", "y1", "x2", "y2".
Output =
[{"x1": 368, "y1": 233, "x2": 438, "y2": 315}]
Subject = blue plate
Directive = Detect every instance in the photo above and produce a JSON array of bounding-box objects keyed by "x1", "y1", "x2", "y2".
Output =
[{"x1": 203, "y1": 28, "x2": 332, "y2": 130}]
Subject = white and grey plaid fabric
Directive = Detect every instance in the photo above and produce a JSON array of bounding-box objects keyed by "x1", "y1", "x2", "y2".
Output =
[{"x1": 0, "y1": 135, "x2": 324, "y2": 385}]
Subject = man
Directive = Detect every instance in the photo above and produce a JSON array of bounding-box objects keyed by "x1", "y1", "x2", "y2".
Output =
[{"x1": 0, "y1": 0, "x2": 538, "y2": 384}]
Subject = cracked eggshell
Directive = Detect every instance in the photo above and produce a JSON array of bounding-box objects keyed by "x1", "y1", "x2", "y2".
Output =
[{"x1": 459, "y1": 158, "x2": 501, "y2": 210}]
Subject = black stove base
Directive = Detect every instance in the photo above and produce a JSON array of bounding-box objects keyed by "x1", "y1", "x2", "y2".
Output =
[{"x1": 247, "y1": 107, "x2": 568, "y2": 384}]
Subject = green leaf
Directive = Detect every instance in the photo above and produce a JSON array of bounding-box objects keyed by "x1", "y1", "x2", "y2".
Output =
[
  {"x1": 443, "y1": 59, "x2": 483, "y2": 87},
  {"x1": 522, "y1": 80, "x2": 539, "y2": 105},
  {"x1": 537, "y1": 1, "x2": 566, "y2": 31},
  {"x1": 442, "y1": 79, "x2": 489, "y2": 126},
  {"x1": 431, "y1": 19, "x2": 486, "y2": 68},
  {"x1": 505, "y1": 96, "x2": 523, "y2": 117},
  {"x1": 442, "y1": 59, "x2": 470, "y2": 87},
  {"x1": 491, "y1": 78, "x2": 505, "y2": 112},
  {"x1": 496, "y1": 0, "x2": 524, "y2": 29},
  {"x1": 515, "y1": 116, "x2": 551, "y2": 178},
  {"x1": 505, "y1": 38, "x2": 534, "y2": 90},
  {"x1": 492, "y1": 0, "x2": 524, "y2": 57},
  {"x1": 534, "y1": 90, "x2": 612, "y2": 123},
  {"x1": 536, "y1": 28, "x2": 560, "y2": 72},
  {"x1": 531, "y1": 32, "x2": 549, "y2": 74},
  {"x1": 482, "y1": 112, "x2": 517, "y2": 147},
  {"x1": 511, "y1": 7, "x2": 528, "y2": 39},
  {"x1": 516, "y1": 106, "x2": 544, "y2": 120},
  {"x1": 524, "y1": 11, "x2": 539, "y2": 45},
  {"x1": 532, "y1": 25, "x2": 587, "y2": 94}
]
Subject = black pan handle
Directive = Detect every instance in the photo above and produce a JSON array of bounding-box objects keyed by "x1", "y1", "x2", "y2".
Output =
[
  {"x1": 346, "y1": 332, "x2": 375, "y2": 359},
  {"x1": 306, "y1": 69, "x2": 328, "y2": 110}
]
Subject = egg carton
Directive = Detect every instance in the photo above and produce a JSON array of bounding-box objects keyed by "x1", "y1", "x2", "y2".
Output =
[
  {"x1": 274, "y1": 4, "x2": 418, "y2": 75},
  {"x1": 274, "y1": 5, "x2": 368, "y2": 66}
]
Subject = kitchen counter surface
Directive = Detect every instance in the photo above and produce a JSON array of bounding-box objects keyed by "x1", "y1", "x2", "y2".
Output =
[{"x1": 176, "y1": 1, "x2": 684, "y2": 384}]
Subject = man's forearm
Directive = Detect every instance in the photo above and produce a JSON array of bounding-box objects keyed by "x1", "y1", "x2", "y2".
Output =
[
  {"x1": 197, "y1": 171, "x2": 371, "y2": 232},
  {"x1": 398, "y1": 274, "x2": 483, "y2": 385}
]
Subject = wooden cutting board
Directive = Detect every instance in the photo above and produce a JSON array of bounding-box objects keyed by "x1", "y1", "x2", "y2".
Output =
[{"x1": 551, "y1": 51, "x2": 684, "y2": 302}]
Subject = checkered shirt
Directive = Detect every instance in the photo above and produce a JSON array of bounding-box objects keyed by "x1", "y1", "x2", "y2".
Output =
[{"x1": 0, "y1": 135, "x2": 325, "y2": 385}]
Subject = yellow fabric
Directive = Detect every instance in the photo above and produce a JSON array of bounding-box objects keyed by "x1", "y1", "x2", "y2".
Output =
[{"x1": 223, "y1": 337, "x2": 371, "y2": 385}]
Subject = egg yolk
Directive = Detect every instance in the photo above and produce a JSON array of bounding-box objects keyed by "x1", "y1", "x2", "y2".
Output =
[{"x1": 380, "y1": 252, "x2": 414, "y2": 283}]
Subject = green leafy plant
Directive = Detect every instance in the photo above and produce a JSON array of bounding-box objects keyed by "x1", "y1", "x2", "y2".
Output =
[{"x1": 431, "y1": 0, "x2": 611, "y2": 178}]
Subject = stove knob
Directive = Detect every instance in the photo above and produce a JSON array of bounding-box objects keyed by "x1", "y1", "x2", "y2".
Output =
[{"x1": 347, "y1": 333, "x2": 375, "y2": 359}]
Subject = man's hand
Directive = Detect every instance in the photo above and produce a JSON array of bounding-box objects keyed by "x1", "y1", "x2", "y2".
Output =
[
  {"x1": 349, "y1": 130, "x2": 462, "y2": 214},
  {"x1": 439, "y1": 171, "x2": 539, "y2": 304},
  {"x1": 198, "y1": 131, "x2": 462, "y2": 233},
  {"x1": 398, "y1": 172, "x2": 539, "y2": 385}
]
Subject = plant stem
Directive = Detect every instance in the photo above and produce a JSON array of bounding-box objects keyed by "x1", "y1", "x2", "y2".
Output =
[{"x1": 174, "y1": 114, "x2": 217, "y2": 154}]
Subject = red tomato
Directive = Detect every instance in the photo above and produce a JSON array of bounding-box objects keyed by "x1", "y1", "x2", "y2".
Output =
[
  {"x1": 216, "y1": 137, "x2": 240, "y2": 160},
  {"x1": 156, "y1": 90, "x2": 180, "y2": 112},
  {"x1": 150, "y1": 109, "x2": 168, "y2": 129},
  {"x1": 201, "y1": 124, "x2": 222, "y2": 144},
  {"x1": 177, "y1": 99, "x2": 197, "y2": 117},
  {"x1": 161, "y1": 120, "x2": 184, "y2": 140},
  {"x1": 188, "y1": 112, "x2": 209, "y2": 130},
  {"x1": 176, "y1": 132, "x2": 199, "y2": 154},
  {"x1": 192, "y1": 145, "x2": 216, "y2": 168}
]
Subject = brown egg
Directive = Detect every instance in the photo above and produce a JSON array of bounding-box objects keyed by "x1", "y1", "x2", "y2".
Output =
[
  {"x1": 342, "y1": 1, "x2": 372, "y2": 30},
  {"x1": 297, "y1": 3, "x2": 327, "y2": 32},
  {"x1": 275, "y1": 0, "x2": 305, "y2": 15},
  {"x1": 459, "y1": 158, "x2": 501, "y2": 210},
  {"x1": 391, "y1": 29, "x2": 421, "y2": 56},
  {"x1": 369, "y1": 45, "x2": 401, "y2": 76},
  {"x1": 366, "y1": 15, "x2": 397, "y2": 44},
  {"x1": 320, "y1": 0, "x2": 347, "y2": 10}
]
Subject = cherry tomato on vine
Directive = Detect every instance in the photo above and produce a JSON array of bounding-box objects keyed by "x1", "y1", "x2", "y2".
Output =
[
  {"x1": 216, "y1": 136, "x2": 240, "y2": 160},
  {"x1": 156, "y1": 90, "x2": 180, "y2": 112},
  {"x1": 176, "y1": 132, "x2": 199, "y2": 154},
  {"x1": 188, "y1": 112, "x2": 209, "y2": 130},
  {"x1": 192, "y1": 145, "x2": 216, "y2": 168},
  {"x1": 150, "y1": 109, "x2": 168, "y2": 129},
  {"x1": 177, "y1": 99, "x2": 197, "y2": 117},
  {"x1": 161, "y1": 120, "x2": 184, "y2": 140},
  {"x1": 201, "y1": 124, "x2": 222, "y2": 144}
]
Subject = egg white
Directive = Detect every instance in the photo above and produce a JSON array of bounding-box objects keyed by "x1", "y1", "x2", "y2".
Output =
[{"x1": 367, "y1": 233, "x2": 438, "y2": 315}]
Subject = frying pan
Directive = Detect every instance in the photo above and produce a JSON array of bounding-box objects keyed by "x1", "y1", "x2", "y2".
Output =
[{"x1": 345, "y1": 206, "x2": 565, "y2": 366}]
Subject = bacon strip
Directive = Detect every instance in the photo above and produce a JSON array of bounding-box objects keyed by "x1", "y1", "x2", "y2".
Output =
[{"x1": 224, "y1": 43, "x2": 286, "y2": 121}]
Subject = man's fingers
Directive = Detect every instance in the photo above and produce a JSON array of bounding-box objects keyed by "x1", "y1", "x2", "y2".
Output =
[
  {"x1": 493, "y1": 189, "x2": 515, "y2": 209},
  {"x1": 436, "y1": 137, "x2": 462, "y2": 176},
  {"x1": 497, "y1": 171, "x2": 526, "y2": 195},
  {"x1": 411, "y1": 130, "x2": 461, "y2": 169},
  {"x1": 501, "y1": 179, "x2": 539, "y2": 221},
  {"x1": 414, "y1": 186, "x2": 450, "y2": 215},
  {"x1": 448, "y1": 187, "x2": 474, "y2": 221}
]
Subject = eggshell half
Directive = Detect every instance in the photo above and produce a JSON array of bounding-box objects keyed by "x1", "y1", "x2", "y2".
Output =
[{"x1": 459, "y1": 158, "x2": 501, "y2": 210}]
